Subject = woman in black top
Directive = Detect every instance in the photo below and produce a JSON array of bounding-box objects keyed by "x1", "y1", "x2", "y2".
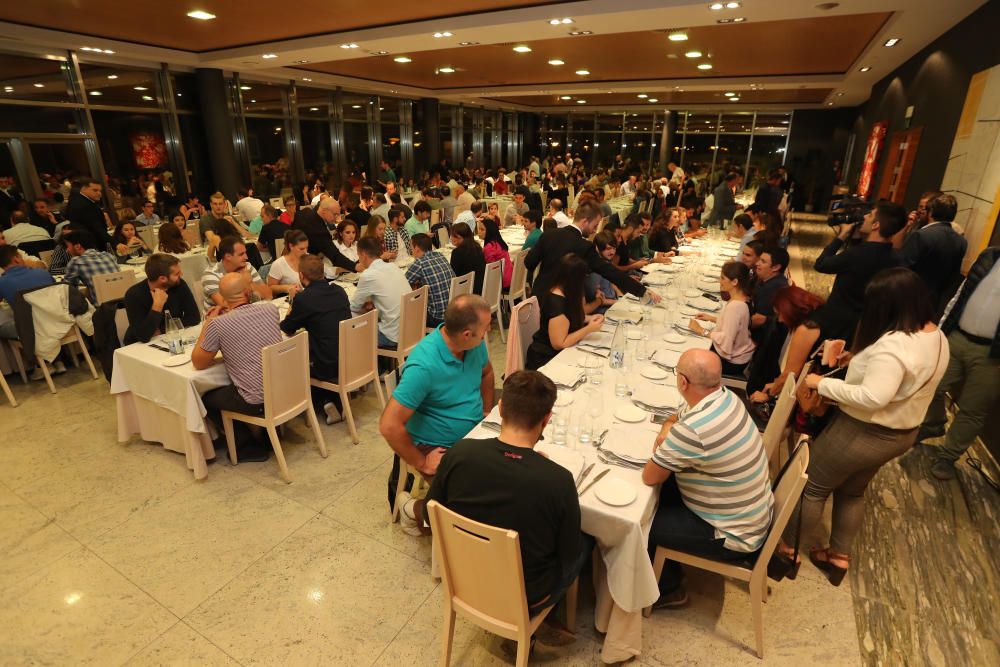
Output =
[
  {"x1": 526, "y1": 254, "x2": 606, "y2": 370},
  {"x1": 449, "y1": 224, "x2": 486, "y2": 294}
]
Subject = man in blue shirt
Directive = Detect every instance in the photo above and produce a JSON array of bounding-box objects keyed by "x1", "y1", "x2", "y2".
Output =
[
  {"x1": 379, "y1": 293, "x2": 495, "y2": 510},
  {"x1": 0, "y1": 244, "x2": 56, "y2": 339}
]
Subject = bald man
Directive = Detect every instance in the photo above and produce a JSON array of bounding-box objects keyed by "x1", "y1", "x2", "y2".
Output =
[
  {"x1": 641, "y1": 349, "x2": 774, "y2": 609},
  {"x1": 192, "y1": 271, "x2": 283, "y2": 462},
  {"x1": 292, "y1": 197, "x2": 358, "y2": 273}
]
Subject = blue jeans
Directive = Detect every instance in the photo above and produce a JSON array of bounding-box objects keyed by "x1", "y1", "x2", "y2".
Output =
[
  {"x1": 378, "y1": 330, "x2": 397, "y2": 350},
  {"x1": 529, "y1": 534, "x2": 595, "y2": 612}
]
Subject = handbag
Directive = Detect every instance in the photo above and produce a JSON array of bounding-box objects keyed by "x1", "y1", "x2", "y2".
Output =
[{"x1": 795, "y1": 345, "x2": 837, "y2": 417}]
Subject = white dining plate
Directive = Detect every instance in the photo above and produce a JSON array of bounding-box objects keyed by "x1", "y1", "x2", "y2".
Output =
[
  {"x1": 554, "y1": 391, "x2": 574, "y2": 407},
  {"x1": 161, "y1": 354, "x2": 191, "y2": 367},
  {"x1": 639, "y1": 365, "x2": 669, "y2": 380},
  {"x1": 663, "y1": 332, "x2": 685, "y2": 344},
  {"x1": 595, "y1": 477, "x2": 638, "y2": 507},
  {"x1": 613, "y1": 404, "x2": 647, "y2": 423},
  {"x1": 679, "y1": 306, "x2": 698, "y2": 316}
]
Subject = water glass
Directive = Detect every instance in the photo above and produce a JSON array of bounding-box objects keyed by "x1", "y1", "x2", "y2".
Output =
[
  {"x1": 614, "y1": 367, "x2": 629, "y2": 398},
  {"x1": 578, "y1": 413, "x2": 593, "y2": 445},
  {"x1": 553, "y1": 414, "x2": 568, "y2": 446},
  {"x1": 635, "y1": 337, "x2": 648, "y2": 362}
]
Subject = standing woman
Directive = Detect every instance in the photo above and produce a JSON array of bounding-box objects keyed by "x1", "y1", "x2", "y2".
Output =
[
  {"x1": 777, "y1": 268, "x2": 948, "y2": 585},
  {"x1": 335, "y1": 219, "x2": 360, "y2": 264},
  {"x1": 477, "y1": 218, "x2": 513, "y2": 288},
  {"x1": 525, "y1": 254, "x2": 605, "y2": 370},
  {"x1": 689, "y1": 261, "x2": 755, "y2": 375},
  {"x1": 267, "y1": 229, "x2": 309, "y2": 296},
  {"x1": 449, "y1": 223, "x2": 487, "y2": 294},
  {"x1": 278, "y1": 195, "x2": 298, "y2": 225}
]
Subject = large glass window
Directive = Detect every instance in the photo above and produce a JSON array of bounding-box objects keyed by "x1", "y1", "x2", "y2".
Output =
[
  {"x1": 0, "y1": 52, "x2": 73, "y2": 103},
  {"x1": 297, "y1": 87, "x2": 332, "y2": 182},
  {"x1": 747, "y1": 113, "x2": 791, "y2": 188},
  {"x1": 461, "y1": 107, "x2": 473, "y2": 168},
  {"x1": 622, "y1": 112, "x2": 654, "y2": 169},
  {"x1": 439, "y1": 104, "x2": 456, "y2": 171},
  {"x1": 342, "y1": 93, "x2": 370, "y2": 179},
  {"x1": 379, "y1": 96, "x2": 401, "y2": 177},
  {"x1": 92, "y1": 110, "x2": 170, "y2": 207},
  {"x1": 0, "y1": 104, "x2": 79, "y2": 133},
  {"x1": 567, "y1": 114, "x2": 593, "y2": 157},
  {"x1": 80, "y1": 63, "x2": 158, "y2": 109}
]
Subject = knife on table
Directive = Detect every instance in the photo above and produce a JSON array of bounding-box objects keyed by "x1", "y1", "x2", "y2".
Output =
[
  {"x1": 579, "y1": 469, "x2": 610, "y2": 496},
  {"x1": 575, "y1": 462, "x2": 595, "y2": 489}
]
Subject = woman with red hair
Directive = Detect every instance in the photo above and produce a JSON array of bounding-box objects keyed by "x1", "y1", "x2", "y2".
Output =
[{"x1": 749, "y1": 285, "x2": 831, "y2": 403}]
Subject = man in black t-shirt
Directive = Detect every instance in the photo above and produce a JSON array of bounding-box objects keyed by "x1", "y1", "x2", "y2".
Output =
[{"x1": 400, "y1": 370, "x2": 587, "y2": 613}]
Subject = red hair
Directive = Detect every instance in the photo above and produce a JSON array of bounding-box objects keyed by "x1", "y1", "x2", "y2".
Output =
[{"x1": 772, "y1": 286, "x2": 825, "y2": 329}]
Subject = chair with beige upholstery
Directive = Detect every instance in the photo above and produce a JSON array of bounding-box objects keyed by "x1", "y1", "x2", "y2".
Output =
[
  {"x1": 310, "y1": 310, "x2": 386, "y2": 445},
  {"x1": 377, "y1": 286, "x2": 428, "y2": 370},
  {"x1": 221, "y1": 331, "x2": 327, "y2": 483},
  {"x1": 92, "y1": 271, "x2": 140, "y2": 305},
  {"x1": 427, "y1": 500, "x2": 578, "y2": 667},
  {"x1": 481, "y1": 259, "x2": 506, "y2": 343},
  {"x1": 448, "y1": 271, "x2": 474, "y2": 303},
  {"x1": 643, "y1": 438, "x2": 811, "y2": 659}
]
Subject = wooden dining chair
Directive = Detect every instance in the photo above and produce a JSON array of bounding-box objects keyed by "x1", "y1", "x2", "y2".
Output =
[
  {"x1": 448, "y1": 271, "x2": 474, "y2": 303},
  {"x1": 503, "y1": 250, "x2": 528, "y2": 314},
  {"x1": 181, "y1": 223, "x2": 201, "y2": 249},
  {"x1": 643, "y1": 439, "x2": 810, "y2": 659},
  {"x1": 10, "y1": 323, "x2": 99, "y2": 394},
  {"x1": 92, "y1": 271, "x2": 141, "y2": 305},
  {"x1": 0, "y1": 369, "x2": 17, "y2": 407},
  {"x1": 427, "y1": 500, "x2": 578, "y2": 667},
  {"x1": 377, "y1": 286, "x2": 428, "y2": 370},
  {"x1": 761, "y1": 373, "x2": 798, "y2": 477},
  {"x1": 481, "y1": 259, "x2": 505, "y2": 343},
  {"x1": 221, "y1": 331, "x2": 327, "y2": 483},
  {"x1": 436, "y1": 225, "x2": 450, "y2": 249},
  {"x1": 503, "y1": 296, "x2": 539, "y2": 377},
  {"x1": 310, "y1": 310, "x2": 386, "y2": 444}
]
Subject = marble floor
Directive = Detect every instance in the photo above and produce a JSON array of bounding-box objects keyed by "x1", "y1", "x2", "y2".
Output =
[{"x1": 1, "y1": 221, "x2": 992, "y2": 666}]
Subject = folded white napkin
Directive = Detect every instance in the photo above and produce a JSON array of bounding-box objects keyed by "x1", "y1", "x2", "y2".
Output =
[
  {"x1": 541, "y1": 365, "x2": 585, "y2": 387},
  {"x1": 653, "y1": 348, "x2": 682, "y2": 367},
  {"x1": 603, "y1": 425, "x2": 658, "y2": 463},
  {"x1": 581, "y1": 330, "x2": 613, "y2": 349},
  {"x1": 632, "y1": 380, "x2": 681, "y2": 409},
  {"x1": 687, "y1": 296, "x2": 721, "y2": 311}
]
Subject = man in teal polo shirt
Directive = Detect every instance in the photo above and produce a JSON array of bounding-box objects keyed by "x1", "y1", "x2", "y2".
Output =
[
  {"x1": 379, "y1": 293, "x2": 495, "y2": 510},
  {"x1": 404, "y1": 200, "x2": 433, "y2": 239}
]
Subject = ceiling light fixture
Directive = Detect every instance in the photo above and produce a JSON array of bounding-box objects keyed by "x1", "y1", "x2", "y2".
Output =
[
  {"x1": 637, "y1": 94, "x2": 648, "y2": 98},
  {"x1": 726, "y1": 1, "x2": 741, "y2": 7},
  {"x1": 575, "y1": 69, "x2": 590, "y2": 75},
  {"x1": 351, "y1": 104, "x2": 361, "y2": 109},
  {"x1": 262, "y1": 53, "x2": 277, "y2": 59},
  {"x1": 710, "y1": 2, "x2": 724, "y2": 9},
  {"x1": 374, "y1": 50, "x2": 388, "y2": 55},
  {"x1": 432, "y1": 31, "x2": 453, "y2": 38},
  {"x1": 513, "y1": 45, "x2": 532, "y2": 53},
  {"x1": 697, "y1": 63, "x2": 713, "y2": 70},
  {"x1": 836, "y1": 92, "x2": 844, "y2": 96},
  {"x1": 309, "y1": 107, "x2": 319, "y2": 111},
  {"x1": 548, "y1": 59, "x2": 565, "y2": 66},
  {"x1": 648, "y1": 98, "x2": 659, "y2": 103},
  {"x1": 560, "y1": 95, "x2": 572, "y2": 100},
  {"x1": 568, "y1": 30, "x2": 592, "y2": 36},
  {"x1": 33, "y1": 83, "x2": 45, "y2": 88},
  {"x1": 186, "y1": 10, "x2": 216, "y2": 20},
  {"x1": 724, "y1": 92, "x2": 735, "y2": 96},
  {"x1": 859, "y1": 66, "x2": 871, "y2": 72},
  {"x1": 729, "y1": 97, "x2": 740, "y2": 102},
  {"x1": 732, "y1": 17, "x2": 745, "y2": 22},
  {"x1": 134, "y1": 86, "x2": 148, "y2": 91},
  {"x1": 142, "y1": 95, "x2": 153, "y2": 101},
  {"x1": 250, "y1": 99, "x2": 256, "y2": 103},
  {"x1": 459, "y1": 41, "x2": 479, "y2": 46},
  {"x1": 884, "y1": 38, "x2": 900, "y2": 47},
  {"x1": 549, "y1": 18, "x2": 573, "y2": 25},
  {"x1": 239, "y1": 85, "x2": 251, "y2": 90},
  {"x1": 394, "y1": 56, "x2": 412, "y2": 63},
  {"x1": 302, "y1": 77, "x2": 312, "y2": 81},
  {"x1": 107, "y1": 74, "x2": 118, "y2": 79},
  {"x1": 295, "y1": 59, "x2": 309, "y2": 64},
  {"x1": 827, "y1": 101, "x2": 834, "y2": 106},
  {"x1": 438, "y1": 66, "x2": 455, "y2": 73},
  {"x1": 685, "y1": 50, "x2": 702, "y2": 58},
  {"x1": 340, "y1": 43, "x2": 359, "y2": 49},
  {"x1": 668, "y1": 32, "x2": 688, "y2": 42},
  {"x1": 89, "y1": 90, "x2": 102, "y2": 96},
  {"x1": 576, "y1": 99, "x2": 587, "y2": 104}
]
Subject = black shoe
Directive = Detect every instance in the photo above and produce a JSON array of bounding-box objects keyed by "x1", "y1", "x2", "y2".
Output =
[
  {"x1": 652, "y1": 585, "x2": 689, "y2": 609},
  {"x1": 916, "y1": 424, "x2": 945, "y2": 444},
  {"x1": 237, "y1": 441, "x2": 271, "y2": 463}
]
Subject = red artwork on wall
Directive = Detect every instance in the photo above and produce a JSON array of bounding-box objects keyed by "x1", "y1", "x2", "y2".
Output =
[
  {"x1": 857, "y1": 121, "x2": 888, "y2": 199},
  {"x1": 129, "y1": 131, "x2": 168, "y2": 169}
]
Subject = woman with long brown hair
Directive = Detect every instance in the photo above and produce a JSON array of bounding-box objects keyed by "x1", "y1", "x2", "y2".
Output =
[
  {"x1": 690, "y1": 261, "x2": 756, "y2": 375},
  {"x1": 157, "y1": 221, "x2": 190, "y2": 254}
]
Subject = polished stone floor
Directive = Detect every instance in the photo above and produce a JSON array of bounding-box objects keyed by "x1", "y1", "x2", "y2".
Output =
[{"x1": 2, "y1": 220, "x2": 992, "y2": 666}]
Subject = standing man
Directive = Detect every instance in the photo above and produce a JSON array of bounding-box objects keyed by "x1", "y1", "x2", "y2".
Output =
[
  {"x1": 293, "y1": 197, "x2": 358, "y2": 273},
  {"x1": 64, "y1": 177, "x2": 111, "y2": 250},
  {"x1": 919, "y1": 246, "x2": 1000, "y2": 480},
  {"x1": 379, "y1": 294, "x2": 495, "y2": 509},
  {"x1": 377, "y1": 160, "x2": 397, "y2": 193},
  {"x1": 753, "y1": 169, "x2": 785, "y2": 219},
  {"x1": 706, "y1": 172, "x2": 742, "y2": 228},
  {"x1": 899, "y1": 194, "x2": 967, "y2": 315},
  {"x1": 123, "y1": 253, "x2": 200, "y2": 344}
]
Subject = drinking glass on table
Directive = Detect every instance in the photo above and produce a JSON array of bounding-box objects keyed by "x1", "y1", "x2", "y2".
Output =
[
  {"x1": 553, "y1": 414, "x2": 568, "y2": 445},
  {"x1": 585, "y1": 355, "x2": 604, "y2": 386},
  {"x1": 578, "y1": 413, "x2": 593, "y2": 446}
]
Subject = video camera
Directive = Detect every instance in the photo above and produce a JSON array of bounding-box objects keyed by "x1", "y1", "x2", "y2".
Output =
[{"x1": 827, "y1": 196, "x2": 873, "y2": 227}]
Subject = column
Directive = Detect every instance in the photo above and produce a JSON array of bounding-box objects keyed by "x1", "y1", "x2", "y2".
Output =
[{"x1": 195, "y1": 68, "x2": 244, "y2": 199}]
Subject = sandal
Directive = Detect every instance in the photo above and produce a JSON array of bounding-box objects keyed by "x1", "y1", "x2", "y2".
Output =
[
  {"x1": 768, "y1": 542, "x2": 801, "y2": 581},
  {"x1": 809, "y1": 547, "x2": 849, "y2": 587}
]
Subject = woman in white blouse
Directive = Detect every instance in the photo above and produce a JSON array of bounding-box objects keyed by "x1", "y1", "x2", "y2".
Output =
[
  {"x1": 266, "y1": 229, "x2": 308, "y2": 296},
  {"x1": 776, "y1": 268, "x2": 948, "y2": 586},
  {"x1": 689, "y1": 261, "x2": 756, "y2": 375},
  {"x1": 335, "y1": 219, "x2": 360, "y2": 264}
]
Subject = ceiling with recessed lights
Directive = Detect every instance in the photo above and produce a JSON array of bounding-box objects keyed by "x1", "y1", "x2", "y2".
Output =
[{"x1": 0, "y1": 0, "x2": 988, "y2": 111}]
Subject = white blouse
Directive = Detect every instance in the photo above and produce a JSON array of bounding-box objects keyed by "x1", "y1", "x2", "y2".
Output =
[
  {"x1": 335, "y1": 241, "x2": 359, "y2": 263},
  {"x1": 268, "y1": 256, "x2": 301, "y2": 286},
  {"x1": 818, "y1": 329, "x2": 949, "y2": 430}
]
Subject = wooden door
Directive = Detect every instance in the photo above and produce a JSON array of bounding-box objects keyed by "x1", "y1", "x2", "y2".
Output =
[{"x1": 876, "y1": 127, "x2": 923, "y2": 203}]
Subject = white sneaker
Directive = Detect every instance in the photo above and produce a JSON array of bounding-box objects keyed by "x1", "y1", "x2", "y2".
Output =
[
  {"x1": 396, "y1": 492, "x2": 423, "y2": 536},
  {"x1": 323, "y1": 402, "x2": 343, "y2": 425},
  {"x1": 29, "y1": 366, "x2": 47, "y2": 381},
  {"x1": 52, "y1": 361, "x2": 67, "y2": 374}
]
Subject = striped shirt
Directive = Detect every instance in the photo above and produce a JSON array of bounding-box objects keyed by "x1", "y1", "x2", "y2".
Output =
[
  {"x1": 652, "y1": 387, "x2": 774, "y2": 552},
  {"x1": 201, "y1": 262, "x2": 264, "y2": 312},
  {"x1": 199, "y1": 302, "x2": 282, "y2": 405}
]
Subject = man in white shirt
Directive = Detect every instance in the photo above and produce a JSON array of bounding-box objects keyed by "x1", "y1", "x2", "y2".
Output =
[
  {"x1": 351, "y1": 236, "x2": 411, "y2": 348},
  {"x1": 0, "y1": 232, "x2": 45, "y2": 275},
  {"x1": 622, "y1": 175, "x2": 638, "y2": 199},
  {"x1": 3, "y1": 212, "x2": 51, "y2": 246},
  {"x1": 528, "y1": 156, "x2": 540, "y2": 179},
  {"x1": 234, "y1": 187, "x2": 265, "y2": 222},
  {"x1": 547, "y1": 199, "x2": 572, "y2": 228},
  {"x1": 453, "y1": 182, "x2": 476, "y2": 213}
]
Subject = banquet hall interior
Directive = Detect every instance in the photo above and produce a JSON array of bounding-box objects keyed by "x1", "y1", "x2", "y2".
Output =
[{"x1": 1, "y1": 0, "x2": 998, "y2": 665}]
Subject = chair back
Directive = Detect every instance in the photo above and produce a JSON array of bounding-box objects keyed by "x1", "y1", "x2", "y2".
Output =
[
  {"x1": 181, "y1": 224, "x2": 201, "y2": 249},
  {"x1": 339, "y1": 310, "x2": 380, "y2": 390},
  {"x1": 481, "y1": 260, "x2": 503, "y2": 309},
  {"x1": 436, "y1": 225, "x2": 450, "y2": 248},
  {"x1": 396, "y1": 286, "x2": 429, "y2": 356},
  {"x1": 269, "y1": 197, "x2": 284, "y2": 210},
  {"x1": 260, "y1": 331, "x2": 311, "y2": 420},
  {"x1": 449, "y1": 271, "x2": 474, "y2": 303},
  {"x1": 427, "y1": 500, "x2": 531, "y2": 636},
  {"x1": 762, "y1": 372, "x2": 797, "y2": 461},
  {"x1": 505, "y1": 296, "x2": 539, "y2": 375},
  {"x1": 755, "y1": 438, "x2": 809, "y2": 576},
  {"x1": 274, "y1": 238, "x2": 285, "y2": 258},
  {"x1": 430, "y1": 208, "x2": 440, "y2": 228},
  {"x1": 39, "y1": 250, "x2": 53, "y2": 268},
  {"x1": 507, "y1": 250, "x2": 528, "y2": 301},
  {"x1": 92, "y1": 271, "x2": 140, "y2": 305},
  {"x1": 18, "y1": 239, "x2": 55, "y2": 257}
]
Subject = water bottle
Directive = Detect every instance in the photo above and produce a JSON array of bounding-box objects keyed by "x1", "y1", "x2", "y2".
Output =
[{"x1": 608, "y1": 321, "x2": 625, "y2": 370}]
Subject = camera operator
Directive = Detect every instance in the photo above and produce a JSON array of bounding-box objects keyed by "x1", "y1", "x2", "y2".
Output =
[{"x1": 814, "y1": 201, "x2": 907, "y2": 343}]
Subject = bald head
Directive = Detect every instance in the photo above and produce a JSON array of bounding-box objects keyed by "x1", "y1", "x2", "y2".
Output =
[
  {"x1": 317, "y1": 197, "x2": 341, "y2": 223},
  {"x1": 218, "y1": 272, "x2": 250, "y2": 305},
  {"x1": 677, "y1": 350, "x2": 722, "y2": 390}
]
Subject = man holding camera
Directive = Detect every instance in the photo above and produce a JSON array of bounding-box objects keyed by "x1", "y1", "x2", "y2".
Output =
[{"x1": 814, "y1": 201, "x2": 906, "y2": 343}]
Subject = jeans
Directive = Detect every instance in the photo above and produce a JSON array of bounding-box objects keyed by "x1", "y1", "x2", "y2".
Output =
[
  {"x1": 782, "y1": 410, "x2": 915, "y2": 554},
  {"x1": 426, "y1": 314, "x2": 444, "y2": 329},
  {"x1": 0, "y1": 320, "x2": 18, "y2": 340},
  {"x1": 202, "y1": 384, "x2": 265, "y2": 451},
  {"x1": 387, "y1": 446, "x2": 441, "y2": 510},
  {"x1": 310, "y1": 371, "x2": 343, "y2": 416},
  {"x1": 920, "y1": 330, "x2": 1000, "y2": 462},
  {"x1": 648, "y1": 476, "x2": 753, "y2": 594},
  {"x1": 529, "y1": 534, "x2": 595, "y2": 612}
]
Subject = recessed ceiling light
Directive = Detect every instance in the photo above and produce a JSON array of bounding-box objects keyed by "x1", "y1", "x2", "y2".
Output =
[
  {"x1": 374, "y1": 50, "x2": 388, "y2": 55},
  {"x1": 726, "y1": 1, "x2": 741, "y2": 8},
  {"x1": 548, "y1": 59, "x2": 565, "y2": 66},
  {"x1": 459, "y1": 41, "x2": 479, "y2": 46},
  {"x1": 860, "y1": 66, "x2": 871, "y2": 72},
  {"x1": 637, "y1": 94, "x2": 648, "y2": 98},
  {"x1": 302, "y1": 77, "x2": 312, "y2": 81},
  {"x1": 513, "y1": 45, "x2": 532, "y2": 53},
  {"x1": 697, "y1": 63, "x2": 713, "y2": 70},
  {"x1": 432, "y1": 31, "x2": 453, "y2": 38},
  {"x1": 576, "y1": 99, "x2": 587, "y2": 104},
  {"x1": 438, "y1": 66, "x2": 455, "y2": 73},
  {"x1": 568, "y1": 30, "x2": 591, "y2": 36},
  {"x1": 142, "y1": 95, "x2": 153, "y2": 101},
  {"x1": 309, "y1": 107, "x2": 319, "y2": 111},
  {"x1": 549, "y1": 18, "x2": 573, "y2": 25},
  {"x1": 295, "y1": 59, "x2": 309, "y2": 64},
  {"x1": 827, "y1": 101, "x2": 834, "y2": 106},
  {"x1": 89, "y1": 90, "x2": 102, "y2": 96},
  {"x1": 176, "y1": 93, "x2": 182, "y2": 96},
  {"x1": 262, "y1": 53, "x2": 277, "y2": 59},
  {"x1": 710, "y1": 2, "x2": 724, "y2": 9},
  {"x1": 394, "y1": 56, "x2": 412, "y2": 63},
  {"x1": 781, "y1": 120, "x2": 789, "y2": 124},
  {"x1": 106, "y1": 74, "x2": 118, "y2": 80},
  {"x1": 134, "y1": 86, "x2": 148, "y2": 91},
  {"x1": 884, "y1": 38, "x2": 900, "y2": 47},
  {"x1": 187, "y1": 10, "x2": 216, "y2": 20},
  {"x1": 724, "y1": 92, "x2": 735, "y2": 96},
  {"x1": 668, "y1": 32, "x2": 688, "y2": 42},
  {"x1": 648, "y1": 98, "x2": 659, "y2": 103},
  {"x1": 250, "y1": 99, "x2": 256, "y2": 102},
  {"x1": 685, "y1": 50, "x2": 703, "y2": 58},
  {"x1": 560, "y1": 95, "x2": 572, "y2": 100},
  {"x1": 351, "y1": 104, "x2": 361, "y2": 109},
  {"x1": 575, "y1": 69, "x2": 590, "y2": 75},
  {"x1": 836, "y1": 92, "x2": 844, "y2": 96},
  {"x1": 729, "y1": 97, "x2": 740, "y2": 102},
  {"x1": 33, "y1": 83, "x2": 44, "y2": 88},
  {"x1": 340, "y1": 43, "x2": 359, "y2": 49},
  {"x1": 239, "y1": 85, "x2": 251, "y2": 90},
  {"x1": 732, "y1": 17, "x2": 745, "y2": 22}
]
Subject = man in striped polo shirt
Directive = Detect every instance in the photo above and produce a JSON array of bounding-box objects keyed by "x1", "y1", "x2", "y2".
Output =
[{"x1": 642, "y1": 349, "x2": 774, "y2": 608}]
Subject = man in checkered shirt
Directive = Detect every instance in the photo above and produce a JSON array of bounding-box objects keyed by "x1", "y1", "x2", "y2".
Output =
[
  {"x1": 384, "y1": 204, "x2": 412, "y2": 259},
  {"x1": 405, "y1": 233, "x2": 455, "y2": 328},
  {"x1": 62, "y1": 229, "x2": 120, "y2": 301}
]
